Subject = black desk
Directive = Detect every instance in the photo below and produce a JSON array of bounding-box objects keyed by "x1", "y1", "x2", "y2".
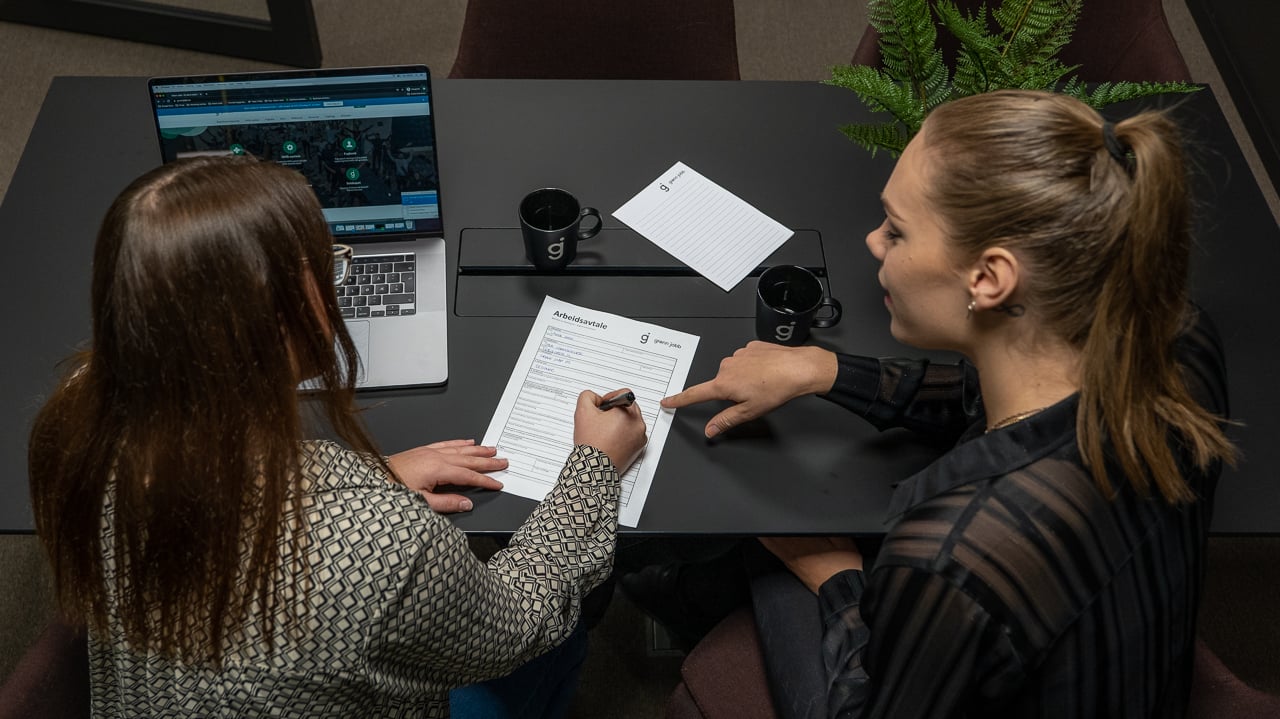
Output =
[{"x1": 2, "y1": 79, "x2": 1277, "y2": 535}]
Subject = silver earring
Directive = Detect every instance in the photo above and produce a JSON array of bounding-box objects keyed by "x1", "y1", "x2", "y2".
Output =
[{"x1": 966, "y1": 299, "x2": 977, "y2": 319}]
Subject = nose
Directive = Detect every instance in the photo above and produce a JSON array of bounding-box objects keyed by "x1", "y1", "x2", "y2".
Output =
[{"x1": 865, "y1": 225, "x2": 886, "y2": 261}]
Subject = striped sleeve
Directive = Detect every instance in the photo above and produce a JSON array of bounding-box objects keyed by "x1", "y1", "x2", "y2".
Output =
[{"x1": 821, "y1": 355, "x2": 983, "y2": 441}]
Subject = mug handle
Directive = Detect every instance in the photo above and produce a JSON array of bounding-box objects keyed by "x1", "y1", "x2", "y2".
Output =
[
  {"x1": 578, "y1": 207, "x2": 602, "y2": 240},
  {"x1": 812, "y1": 296, "x2": 842, "y2": 328}
]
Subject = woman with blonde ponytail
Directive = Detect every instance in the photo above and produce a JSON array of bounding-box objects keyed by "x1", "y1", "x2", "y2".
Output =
[{"x1": 662, "y1": 90, "x2": 1234, "y2": 717}]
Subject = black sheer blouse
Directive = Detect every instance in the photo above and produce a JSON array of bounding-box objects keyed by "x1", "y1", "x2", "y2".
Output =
[{"x1": 815, "y1": 311, "x2": 1228, "y2": 718}]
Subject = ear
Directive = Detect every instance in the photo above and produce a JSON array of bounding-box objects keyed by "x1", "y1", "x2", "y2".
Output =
[{"x1": 965, "y1": 247, "x2": 1021, "y2": 312}]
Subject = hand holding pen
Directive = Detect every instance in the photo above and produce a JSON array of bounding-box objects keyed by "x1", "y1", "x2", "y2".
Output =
[
  {"x1": 573, "y1": 389, "x2": 647, "y2": 473},
  {"x1": 597, "y1": 390, "x2": 636, "y2": 411}
]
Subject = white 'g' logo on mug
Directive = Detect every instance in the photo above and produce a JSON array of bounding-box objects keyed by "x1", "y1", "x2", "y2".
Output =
[
  {"x1": 547, "y1": 239, "x2": 565, "y2": 261},
  {"x1": 774, "y1": 322, "x2": 795, "y2": 342}
]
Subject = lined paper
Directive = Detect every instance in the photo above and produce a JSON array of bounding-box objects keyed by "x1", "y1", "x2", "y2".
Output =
[{"x1": 613, "y1": 161, "x2": 793, "y2": 291}]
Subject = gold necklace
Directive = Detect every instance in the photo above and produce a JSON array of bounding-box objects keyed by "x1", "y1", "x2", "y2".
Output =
[{"x1": 985, "y1": 406, "x2": 1047, "y2": 434}]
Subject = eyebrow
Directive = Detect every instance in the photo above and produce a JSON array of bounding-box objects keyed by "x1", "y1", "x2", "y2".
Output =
[{"x1": 881, "y1": 194, "x2": 903, "y2": 221}]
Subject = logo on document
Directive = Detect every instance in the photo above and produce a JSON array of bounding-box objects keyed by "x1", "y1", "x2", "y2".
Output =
[{"x1": 640, "y1": 333, "x2": 650, "y2": 344}]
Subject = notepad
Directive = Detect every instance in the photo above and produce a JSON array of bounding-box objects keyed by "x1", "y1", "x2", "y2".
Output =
[{"x1": 613, "y1": 161, "x2": 794, "y2": 291}]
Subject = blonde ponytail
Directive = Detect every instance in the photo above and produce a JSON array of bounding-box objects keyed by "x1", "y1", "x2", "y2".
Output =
[{"x1": 1076, "y1": 115, "x2": 1235, "y2": 502}]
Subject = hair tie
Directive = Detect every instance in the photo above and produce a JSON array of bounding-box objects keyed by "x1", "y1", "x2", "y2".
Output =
[{"x1": 1101, "y1": 121, "x2": 1133, "y2": 170}]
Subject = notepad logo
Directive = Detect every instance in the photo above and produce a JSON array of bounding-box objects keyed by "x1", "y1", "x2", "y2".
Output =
[
  {"x1": 774, "y1": 322, "x2": 795, "y2": 342},
  {"x1": 547, "y1": 238, "x2": 566, "y2": 261}
]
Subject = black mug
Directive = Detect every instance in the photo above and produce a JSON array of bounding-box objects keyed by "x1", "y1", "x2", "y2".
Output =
[
  {"x1": 518, "y1": 188, "x2": 603, "y2": 271},
  {"x1": 755, "y1": 265, "x2": 842, "y2": 345}
]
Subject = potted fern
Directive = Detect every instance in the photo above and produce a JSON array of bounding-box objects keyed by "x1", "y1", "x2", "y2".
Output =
[{"x1": 829, "y1": 0, "x2": 1200, "y2": 156}]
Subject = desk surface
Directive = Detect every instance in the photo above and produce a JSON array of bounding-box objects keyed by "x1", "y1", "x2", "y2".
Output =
[{"x1": 2, "y1": 78, "x2": 1277, "y2": 534}]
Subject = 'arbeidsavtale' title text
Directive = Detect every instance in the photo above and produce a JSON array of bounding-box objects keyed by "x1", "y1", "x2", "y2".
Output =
[{"x1": 553, "y1": 311, "x2": 607, "y2": 330}]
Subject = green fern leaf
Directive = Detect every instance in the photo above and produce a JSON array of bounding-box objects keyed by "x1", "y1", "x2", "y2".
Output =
[
  {"x1": 936, "y1": 1, "x2": 999, "y2": 96},
  {"x1": 828, "y1": 0, "x2": 1197, "y2": 158},
  {"x1": 869, "y1": 0, "x2": 949, "y2": 109},
  {"x1": 996, "y1": 0, "x2": 1081, "y2": 87},
  {"x1": 1081, "y1": 81, "x2": 1201, "y2": 108},
  {"x1": 838, "y1": 121, "x2": 911, "y2": 157},
  {"x1": 826, "y1": 65, "x2": 928, "y2": 130}
]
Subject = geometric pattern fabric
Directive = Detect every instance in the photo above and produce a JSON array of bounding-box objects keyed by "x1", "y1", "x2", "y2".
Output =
[{"x1": 88, "y1": 441, "x2": 620, "y2": 718}]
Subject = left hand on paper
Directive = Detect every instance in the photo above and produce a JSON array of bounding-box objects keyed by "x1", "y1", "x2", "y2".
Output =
[
  {"x1": 390, "y1": 439, "x2": 507, "y2": 513},
  {"x1": 758, "y1": 536, "x2": 863, "y2": 594},
  {"x1": 660, "y1": 342, "x2": 838, "y2": 438}
]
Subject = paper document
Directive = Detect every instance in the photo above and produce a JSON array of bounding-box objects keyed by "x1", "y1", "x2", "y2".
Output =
[
  {"x1": 613, "y1": 161, "x2": 793, "y2": 291},
  {"x1": 481, "y1": 297, "x2": 699, "y2": 526}
]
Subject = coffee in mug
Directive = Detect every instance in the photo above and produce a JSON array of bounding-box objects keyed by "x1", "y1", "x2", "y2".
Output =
[
  {"x1": 518, "y1": 188, "x2": 602, "y2": 271},
  {"x1": 755, "y1": 265, "x2": 842, "y2": 345}
]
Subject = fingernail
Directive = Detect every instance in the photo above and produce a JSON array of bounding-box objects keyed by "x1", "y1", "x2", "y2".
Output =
[{"x1": 460, "y1": 499, "x2": 473, "y2": 511}]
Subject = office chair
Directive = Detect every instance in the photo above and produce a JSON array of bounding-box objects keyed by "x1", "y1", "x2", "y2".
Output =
[
  {"x1": 0, "y1": 618, "x2": 89, "y2": 719},
  {"x1": 663, "y1": 607, "x2": 776, "y2": 719},
  {"x1": 664, "y1": 612, "x2": 1280, "y2": 719},
  {"x1": 449, "y1": 0, "x2": 740, "y2": 80},
  {"x1": 849, "y1": 0, "x2": 1191, "y2": 82},
  {"x1": 1188, "y1": 639, "x2": 1280, "y2": 718}
]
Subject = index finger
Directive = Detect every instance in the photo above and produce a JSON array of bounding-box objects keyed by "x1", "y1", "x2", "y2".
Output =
[{"x1": 661, "y1": 379, "x2": 724, "y2": 409}]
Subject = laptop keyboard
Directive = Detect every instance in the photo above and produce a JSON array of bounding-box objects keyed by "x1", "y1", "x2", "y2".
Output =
[{"x1": 336, "y1": 253, "x2": 416, "y2": 319}]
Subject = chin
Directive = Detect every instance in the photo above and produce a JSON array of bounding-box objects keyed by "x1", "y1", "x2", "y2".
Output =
[
  {"x1": 889, "y1": 322, "x2": 939, "y2": 351},
  {"x1": 888, "y1": 322, "x2": 915, "y2": 347}
]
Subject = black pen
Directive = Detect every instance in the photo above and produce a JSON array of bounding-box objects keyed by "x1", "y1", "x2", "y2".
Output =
[{"x1": 597, "y1": 391, "x2": 636, "y2": 411}]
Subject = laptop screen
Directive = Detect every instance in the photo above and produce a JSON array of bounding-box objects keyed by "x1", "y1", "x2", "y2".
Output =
[{"x1": 148, "y1": 65, "x2": 442, "y2": 240}]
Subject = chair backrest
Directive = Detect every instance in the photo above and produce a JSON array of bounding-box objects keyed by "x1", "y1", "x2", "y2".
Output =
[
  {"x1": 851, "y1": 0, "x2": 1191, "y2": 82},
  {"x1": 664, "y1": 607, "x2": 778, "y2": 719},
  {"x1": 0, "y1": 619, "x2": 90, "y2": 719},
  {"x1": 1188, "y1": 638, "x2": 1280, "y2": 719},
  {"x1": 449, "y1": 0, "x2": 740, "y2": 80}
]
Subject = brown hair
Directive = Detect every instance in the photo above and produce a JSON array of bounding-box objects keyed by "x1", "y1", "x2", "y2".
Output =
[
  {"x1": 920, "y1": 90, "x2": 1234, "y2": 503},
  {"x1": 29, "y1": 156, "x2": 386, "y2": 663}
]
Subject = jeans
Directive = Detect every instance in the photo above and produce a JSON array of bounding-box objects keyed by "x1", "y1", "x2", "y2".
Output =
[
  {"x1": 746, "y1": 541, "x2": 828, "y2": 719},
  {"x1": 449, "y1": 623, "x2": 588, "y2": 719}
]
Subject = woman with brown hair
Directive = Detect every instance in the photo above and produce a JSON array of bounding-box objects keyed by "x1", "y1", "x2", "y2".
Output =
[
  {"x1": 663, "y1": 90, "x2": 1235, "y2": 717},
  {"x1": 28, "y1": 155, "x2": 647, "y2": 718}
]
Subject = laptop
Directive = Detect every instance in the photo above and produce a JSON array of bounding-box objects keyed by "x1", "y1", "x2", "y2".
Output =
[{"x1": 147, "y1": 65, "x2": 448, "y2": 389}]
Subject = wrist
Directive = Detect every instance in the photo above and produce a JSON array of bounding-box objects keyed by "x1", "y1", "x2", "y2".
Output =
[
  {"x1": 574, "y1": 443, "x2": 618, "y2": 472},
  {"x1": 802, "y1": 347, "x2": 839, "y2": 396}
]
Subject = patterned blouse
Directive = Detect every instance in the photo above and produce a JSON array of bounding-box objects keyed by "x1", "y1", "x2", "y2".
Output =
[
  {"x1": 816, "y1": 311, "x2": 1228, "y2": 718},
  {"x1": 89, "y1": 442, "x2": 620, "y2": 718}
]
